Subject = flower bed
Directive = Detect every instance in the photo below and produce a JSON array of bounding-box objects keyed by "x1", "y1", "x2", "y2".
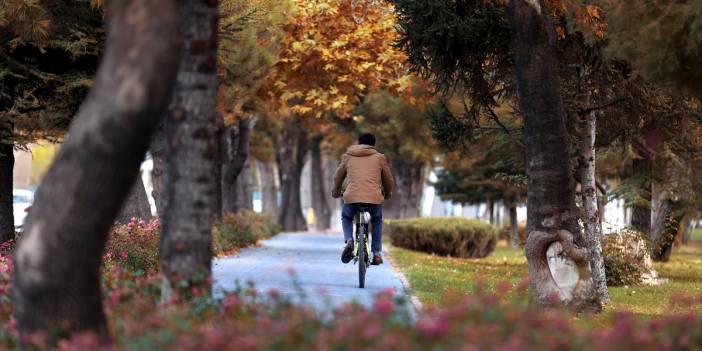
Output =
[{"x1": 387, "y1": 217, "x2": 499, "y2": 258}]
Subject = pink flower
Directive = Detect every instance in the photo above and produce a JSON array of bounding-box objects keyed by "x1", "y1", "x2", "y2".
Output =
[{"x1": 373, "y1": 298, "x2": 394, "y2": 315}]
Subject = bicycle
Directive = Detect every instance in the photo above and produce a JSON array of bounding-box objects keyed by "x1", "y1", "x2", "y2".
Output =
[{"x1": 353, "y1": 207, "x2": 372, "y2": 288}]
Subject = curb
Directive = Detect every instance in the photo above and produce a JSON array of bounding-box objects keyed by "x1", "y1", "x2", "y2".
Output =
[{"x1": 384, "y1": 245, "x2": 423, "y2": 319}]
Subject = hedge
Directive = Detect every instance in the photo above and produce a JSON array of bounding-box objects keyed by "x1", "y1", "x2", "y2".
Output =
[{"x1": 387, "y1": 217, "x2": 499, "y2": 258}]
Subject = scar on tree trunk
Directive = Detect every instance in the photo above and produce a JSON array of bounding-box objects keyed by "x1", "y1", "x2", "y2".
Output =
[
  {"x1": 12, "y1": 0, "x2": 182, "y2": 338},
  {"x1": 508, "y1": 0, "x2": 600, "y2": 311}
]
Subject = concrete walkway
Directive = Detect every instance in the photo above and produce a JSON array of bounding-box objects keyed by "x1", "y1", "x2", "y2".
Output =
[{"x1": 213, "y1": 232, "x2": 409, "y2": 312}]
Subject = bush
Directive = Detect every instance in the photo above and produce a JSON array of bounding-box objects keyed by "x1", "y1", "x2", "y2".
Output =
[
  {"x1": 213, "y1": 212, "x2": 280, "y2": 256},
  {"x1": 104, "y1": 218, "x2": 160, "y2": 273},
  {"x1": 387, "y1": 217, "x2": 499, "y2": 258},
  {"x1": 602, "y1": 229, "x2": 658, "y2": 286},
  {"x1": 104, "y1": 213, "x2": 280, "y2": 273}
]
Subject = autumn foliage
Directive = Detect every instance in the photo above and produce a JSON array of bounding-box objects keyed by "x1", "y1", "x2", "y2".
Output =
[{"x1": 264, "y1": 0, "x2": 411, "y2": 118}]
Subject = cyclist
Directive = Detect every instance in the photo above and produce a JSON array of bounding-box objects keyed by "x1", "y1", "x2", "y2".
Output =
[{"x1": 331, "y1": 133, "x2": 394, "y2": 265}]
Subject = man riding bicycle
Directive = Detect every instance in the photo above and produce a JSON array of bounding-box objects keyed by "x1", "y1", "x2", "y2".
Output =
[{"x1": 331, "y1": 133, "x2": 394, "y2": 265}]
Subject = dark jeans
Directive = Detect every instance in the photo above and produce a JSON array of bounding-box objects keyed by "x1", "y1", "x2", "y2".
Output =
[{"x1": 342, "y1": 203, "x2": 383, "y2": 253}]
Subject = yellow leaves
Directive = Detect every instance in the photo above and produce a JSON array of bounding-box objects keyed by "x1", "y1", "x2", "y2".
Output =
[
  {"x1": 331, "y1": 40, "x2": 347, "y2": 48},
  {"x1": 274, "y1": 80, "x2": 287, "y2": 89}
]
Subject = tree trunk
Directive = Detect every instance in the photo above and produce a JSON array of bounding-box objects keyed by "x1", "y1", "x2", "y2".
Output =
[
  {"x1": 160, "y1": 0, "x2": 219, "y2": 296},
  {"x1": 680, "y1": 215, "x2": 692, "y2": 244},
  {"x1": 508, "y1": 0, "x2": 600, "y2": 311},
  {"x1": 509, "y1": 205, "x2": 519, "y2": 247},
  {"x1": 0, "y1": 143, "x2": 14, "y2": 243},
  {"x1": 276, "y1": 120, "x2": 308, "y2": 232},
  {"x1": 235, "y1": 159, "x2": 253, "y2": 211},
  {"x1": 631, "y1": 157, "x2": 652, "y2": 235},
  {"x1": 578, "y1": 96, "x2": 610, "y2": 303},
  {"x1": 310, "y1": 135, "x2": 331, "y2": 230},
  {"x1": 222, "y1": 118, "x2": 251, "y2": 214},
  {"x1": 384, "y1": 159, "x2": 426, "y2": 219},
  {"x1": 150, "y1": 123, "x2": 165, "y2": 217},
  {"x1": 650, "y1": 189, "x2": 681, "y2": 262},
  {"x1": 258, "y1": 160, "x2": 279, "y2": 218},
  {"x1": 12, "y1": 0, "x2": 181, "y2": 337},
  {"x1": 115, "y1": 174, "x2": 152, "y2": 224}
]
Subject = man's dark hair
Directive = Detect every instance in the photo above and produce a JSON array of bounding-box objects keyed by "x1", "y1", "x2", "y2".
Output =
[{"x1": 358, "y1": 133, "x2": 376, "y2": 146}]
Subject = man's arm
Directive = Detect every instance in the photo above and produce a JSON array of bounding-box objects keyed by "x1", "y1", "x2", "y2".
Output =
[
  {"x1": 381, "y1": 155, "x2": 395, "y2": 199},
  {"x1": 331, "y1": 156, "x2": 347, "y2": 198}
]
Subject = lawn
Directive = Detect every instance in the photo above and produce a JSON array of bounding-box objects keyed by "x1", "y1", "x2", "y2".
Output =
[{"x1": 389, "y1": 228, "x2": 702, "y2": 319}]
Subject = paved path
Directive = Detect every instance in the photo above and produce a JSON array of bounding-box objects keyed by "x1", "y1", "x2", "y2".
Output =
[{"x1": 213, "y1": 232, "x2": 409, "y2": 311}]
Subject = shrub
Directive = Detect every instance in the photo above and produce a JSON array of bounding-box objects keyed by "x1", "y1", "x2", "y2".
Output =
[
  {"x1": 602, "y1": 229, "x2": 658, "y2": 286},
  {"x1": 104, "y1": 218, "x2": 161, "y2": 273},
  {"x1": 387, "y1": 217, "x2": 499, "y2": 258},
  {"x1": 213, "y1": 212, "x2": 280, "y2": 256}
]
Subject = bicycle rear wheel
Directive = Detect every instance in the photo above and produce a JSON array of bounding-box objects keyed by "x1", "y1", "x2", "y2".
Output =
[{"x1": 358, "y1": 234, "x2": 367, "y2": 288}]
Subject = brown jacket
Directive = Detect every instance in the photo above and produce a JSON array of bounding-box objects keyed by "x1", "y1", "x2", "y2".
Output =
[{"x1": 331, "y1": 144, "x2": 395, "y2": 204}]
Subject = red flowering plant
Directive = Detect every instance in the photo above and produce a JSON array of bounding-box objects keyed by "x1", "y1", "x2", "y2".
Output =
[{"x1": 103, "y1": 217, "x2": 161, "y2": 274}]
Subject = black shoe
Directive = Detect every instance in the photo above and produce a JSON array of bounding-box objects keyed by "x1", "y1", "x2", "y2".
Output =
[
  {"x1": 371, "y1": 252, "x2": 383, "y2": 265},
  {"x1": 341, "y1": 240, "x2": 354, "y2": 263}
]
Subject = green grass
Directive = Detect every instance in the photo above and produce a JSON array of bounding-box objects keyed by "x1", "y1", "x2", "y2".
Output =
[{"x1": 390, "y1": 236, "x2": 702, "y2": 319}]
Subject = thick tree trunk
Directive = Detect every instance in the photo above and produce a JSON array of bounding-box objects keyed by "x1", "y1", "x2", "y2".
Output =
[
  {"x1": 222, "y1": 118, "x2": 251, "y2": 214},
  {"x1": 485, "y1": 198, "x2": 495, "y2": 224},
  {"x1": 579, "y1": 102, "x2": 610, "y2": 303},
  {"x1": 160, "y1": 0, "x2": 219, "y2": 296},
  {"x1": 384, "y1": 159, "x2": 426, "y2": 219},
  {"x1": 0, "y1": 143, "x2": 14, "y2": 242},
  {"x1": 115, "y1": 174, "x2": 152, "y2": 224},
  {"x1": 12, "y1": 0, "x2": 181, "y2": 337},
  {"x1": 310, "y1": 135, "x2": 331, "y2": 230},
  {"x1": 509, "y1": 205, "x2": 519, "y2": 247},
  {"x1": 150, "y1": 123, "x2": 165, "y2": 217},
  {"x1": 508, "y1": 0, "x2": 600, "y2": 311},
  {"x1": 258, "y1": 160, "x2": 279, "y2": 217},
  {"x1": 276, "y1": 120, "x2": 308, "y2": 232},
  {"x1": 631, "y1": 157, "x2": 652, "y2": 235}
]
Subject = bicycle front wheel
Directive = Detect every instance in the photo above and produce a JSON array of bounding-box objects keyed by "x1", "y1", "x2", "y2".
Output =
[{"x1": 358, "y1": 236, "x2": 367, "y2": 289}]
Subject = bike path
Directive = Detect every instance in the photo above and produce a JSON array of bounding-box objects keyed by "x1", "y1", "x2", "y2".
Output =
[{"x1": 213, "y1": 232, "x2": 410, "y2": 312}]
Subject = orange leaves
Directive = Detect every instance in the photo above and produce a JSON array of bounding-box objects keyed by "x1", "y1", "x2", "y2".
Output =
[
  {"x1": 263, "y1": 0, "x2": 411, "y2": 118},
  {"x1": 544, "y1": 0, "x2": 606, "y2": 39}
]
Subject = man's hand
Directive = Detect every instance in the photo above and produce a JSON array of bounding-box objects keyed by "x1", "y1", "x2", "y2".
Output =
[{"x1": 331, "y1": 190, "x2": 341, "y2": 199}]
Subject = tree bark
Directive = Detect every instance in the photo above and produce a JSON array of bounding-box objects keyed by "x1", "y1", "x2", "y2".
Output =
[
  {"x1": 631, "y1": 157, "x2": 652, "y2": 235},
  {"x1": 0, "y1": 143, "x2": 14, "y2": 243},
  {"x1": 221, "y1": 118, "x2": 251, "y2": 214},
  {"x1": 310, "y1": 135, "x2": 331, "y2": 230},
  {"x1": 160, "y1": 0, "x2": 219, "y2": 296},
  {"x1": 150, "y1": 123, "x2": 165, "y2": 217},
  {"x1": 115, "y1": 173, "x2": 152, "y2": 224},
  {"x1": 650, "y1": 189, "x2": 681, "y2": 262},
  {"x1": 258, "y1": 160, "x2": 279, "y2": 218},
  {"x1": 509, "y1": 205, "x2": 519, "y2": 247},
  {"x1": 578, "y1": 98, "x2": 610, "y2": 303},
  {"x1": 508, "y1": 0, "x2": 600, "y2": 311},
  {"x1": 235, "y1": 159, "x2": 253, "y2": 211},
  {"x1": 276, "y1": 119, "x2": 308, "y2": 232},
  {"x1": 384, "y1": 159, "x2": 426, "y2": 219},
  {"x1": 12, "y1": 0, "x2": 181, "y2": 337}
]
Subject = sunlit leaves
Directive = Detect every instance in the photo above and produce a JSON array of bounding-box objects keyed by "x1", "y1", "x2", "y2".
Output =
[{"x1": 265, "y1": 0, "x2": 410, "y2": 118}]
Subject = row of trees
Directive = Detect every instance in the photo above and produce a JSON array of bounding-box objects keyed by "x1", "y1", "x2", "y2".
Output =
[
  {"x1": 392, "y1": 0, "x2": 702, "y2": 310},
  {"x1": 5, "y1": 0, "x2": 435, "y2": 339}
]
